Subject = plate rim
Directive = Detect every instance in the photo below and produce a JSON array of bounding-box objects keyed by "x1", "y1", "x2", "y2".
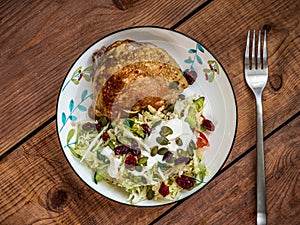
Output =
[{"x1": 56, "y1": 25, "x2": 238, "y2": 207}]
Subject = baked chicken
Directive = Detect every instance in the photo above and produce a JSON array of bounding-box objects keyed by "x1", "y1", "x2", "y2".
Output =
[{"x1": 91, "y1": 40, "x2": 188, "y2": 119}]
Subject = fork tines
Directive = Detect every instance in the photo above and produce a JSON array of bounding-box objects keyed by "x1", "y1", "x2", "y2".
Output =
[{"x1": 245, "y1": 30, "x2": 268, "y2": 70}]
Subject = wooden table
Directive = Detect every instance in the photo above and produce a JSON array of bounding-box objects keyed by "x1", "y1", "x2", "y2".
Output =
[{"x1": 1, "y1": 0, "x2": 299, "y2": 224}]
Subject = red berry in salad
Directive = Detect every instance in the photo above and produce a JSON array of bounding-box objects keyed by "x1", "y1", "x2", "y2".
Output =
[
  {"x1": 183, "y1": 69, "x2": 197, "y2": 85},
  {"x1": 176, "y1": 175, "x2": 195, "y2": 189},
  {"x1": 159, "y1": 182, "x2": 170, "y2": 197},
  {"x1": 96, "y1": 123, "x2": 102, "y2": 132},
  {"x1": 102, "y1": 132, "x2": 109, "y2": 141},
  {"x1": 114, "y1": 145, "x2": 129, "y2": 155},
  {"x1": 130, "y1": 148, "x2": 141, "y2": 157},
  {"x1": 162, "y1": 151, "x2": 173, "y2": 162},
  {"x1": 202, "y1": 119, "x2": 215, "y2": 131},
  {"x1": 141, "y1": 124, "x2": 151, "y2": 136},
  {"x1": 125, "y1": 155, "x2": 137, "y2": 169}
]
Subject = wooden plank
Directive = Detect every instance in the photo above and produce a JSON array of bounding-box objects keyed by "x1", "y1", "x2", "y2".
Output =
[
  {"x1": 0, "y1": 0, "x2": 299, "y2": 223},
  {"x1": 0, "y1": 121, "x2": 175, "y2": 224},
  {"x1": 1, "y1": 117, "x2": 298, "y2": 225},
  {"x1": 176, "y1": 0, "x2": 300, "y2": 164},
  {"x1": 152, "y1": 116, "x2": 300, "y2": 225},
  {"x1": 0, "y1": 0, "x2": 207, "y2": 155}
]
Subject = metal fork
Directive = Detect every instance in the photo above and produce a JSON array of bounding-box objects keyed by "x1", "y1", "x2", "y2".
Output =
[{"x1": 244, "y1": 30, "x2": 268, "y2": 225}]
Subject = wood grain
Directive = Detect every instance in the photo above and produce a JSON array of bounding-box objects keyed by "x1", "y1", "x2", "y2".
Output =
[
  {"x1": 0, "y1": 107, "x2": 298, "y2": 224},
  {"x1": 0, "y1": 0, "x2": 299, "y2": 224},
  {"x1": 176, "y1": 0, "x2": 300, "y2": 165},
  {"x1": 0, "y1": 0, "x2": 207, "y2": 155},
  {"x1": 0, "y1": 121, "x2": 174, "y2": 225},
  {"x1": 152, "y1": 116, "x2": 300, "y2": 225}
]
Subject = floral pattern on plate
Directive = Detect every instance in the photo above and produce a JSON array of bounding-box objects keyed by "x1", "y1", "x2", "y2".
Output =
[{"x1": 56, "y1": 26, "x2": 237, "y2": 207}]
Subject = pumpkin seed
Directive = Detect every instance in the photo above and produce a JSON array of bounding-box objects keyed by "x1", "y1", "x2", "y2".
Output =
[
  {"x1": 166, "y1": 104, "x2": 175, "y2": 113},
  {"x1": 175, "y1": 137, "x2": 183, "y2": 146},
  {"x1": 135, "y1": 165, "x2": 143, "y2": 172},
  {"x1": 177, "y1": 148, "x2": 188, "y2": 157},
  {"x1": 98, "y1": 116, "x2": 109, "y2": 126},
  {"x1": 187, "y1": 149, "x2": 194, "y2": 156},
  {"x1": 133, "y1": 176, "x2": 146, "y2": 184},
  {"x1": 159, "y1": 126, "x2": 173, "y2": 137},
  {"x1": 138, "y1": 157, "x2": 148, "y2": 165},
  {"x1": 178, "y1": 94, "x2": 185, "y2": 100},
  {"x1": 146, "y1": 187, "x2": 155, "y2": 200},
  {"x1": 151, "y1": 146, "x2": 158, "y2": 156},
  {"x1": 187, "y1": 141, "x2": 195, "y2": 156},
  {"x1": 158, "y1": 147, "x2": 169, "y2": 155},
  {"x1": 156, "y1": 136, "x2": 170, "y2": 145},
  {"x1": 189, "y1": 140, "x2": 196, "y2": 149},
  {"x1": 187, "y1": 140, "x2": 196, "y2": 156}
]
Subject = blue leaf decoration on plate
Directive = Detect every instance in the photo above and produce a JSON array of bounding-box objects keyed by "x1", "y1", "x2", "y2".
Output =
[
  {"x1": 184, "y1": 59, "x2": 194, "y2": 64},
  {"x1": 196, "y1": 55, "x2": 203, "y2": 64},
  {"x1": 69, "y1": 99, "x2": 74, "y2": 112},
  {"x1": 81, "y1": 89, "x2": 88, "y2": 102},
  {"x1": 69, "y1": 115, "x2": 77, "y2": 121},
  {"x1": 197, "y1": 43, "x2": 204, "y2": 53},
  {"x1": 78, "y1": 105, "x2": 87, "y2": 112},
  {"x1": 62, "y1": 112, "x2": 66, "y2": 124},
  {"x1": 188, "y1": 49, "x2": 197, "y2": 53}
]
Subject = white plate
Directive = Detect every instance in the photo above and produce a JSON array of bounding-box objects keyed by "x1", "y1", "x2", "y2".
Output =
[{"x1": 56, "y1": 26, "x2": 237, "y2": 206}]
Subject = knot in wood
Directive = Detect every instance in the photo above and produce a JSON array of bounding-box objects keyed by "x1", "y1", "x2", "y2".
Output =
[
  {"x1": 262, "y1": 23, "x2": 273, "y2": 32},
  {"x1": 46, "y1": 186, "x2": 68, "y2": 212},
  {"x1": 270, "y1": 73, "x2": 283, "y2": 91}
]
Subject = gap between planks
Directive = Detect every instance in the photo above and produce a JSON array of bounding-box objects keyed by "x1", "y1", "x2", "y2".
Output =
[
  {"x1": 0, "y1": 0, "x2": 214, "y2": 162},
  {"x1": 148, "y1": 110, "x2": 300, "y2": 225}
]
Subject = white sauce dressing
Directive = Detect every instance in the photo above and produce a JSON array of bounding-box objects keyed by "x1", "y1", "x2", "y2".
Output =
[
  {"x1": 146, "y1": 117, "x2": 197, "y2": 152},
  {"x1": 101, "y1": 146, "x2": 122, "y2": 179}
]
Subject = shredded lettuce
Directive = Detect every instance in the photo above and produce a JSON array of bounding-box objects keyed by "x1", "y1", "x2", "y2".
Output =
[{"x1": 73, "y1": 95, "x2": 212, "y2": 204}]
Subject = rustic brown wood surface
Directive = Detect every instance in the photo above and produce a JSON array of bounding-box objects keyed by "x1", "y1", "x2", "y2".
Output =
[
  {"x1": 0, "y1": 0, "x2": 207, "y2": 155},
  {"x1": 176, "y1": 0, "x2": 300, "y2": 166},
  {"x1": 153, "y1": 117, "x2": 300, "y2": 225},
  {"x1": 0, "y1": 0, "x2": 299, "y2": 224}
]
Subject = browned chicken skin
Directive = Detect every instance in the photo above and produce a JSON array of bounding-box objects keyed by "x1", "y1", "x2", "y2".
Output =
[{"x1": 91, "y1": 40, "x2": 188, "y2": 119}]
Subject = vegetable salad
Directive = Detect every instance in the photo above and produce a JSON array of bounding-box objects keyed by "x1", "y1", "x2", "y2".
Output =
[{"x1": 73, "y1": 93, "x2": 214, "y2": 204}]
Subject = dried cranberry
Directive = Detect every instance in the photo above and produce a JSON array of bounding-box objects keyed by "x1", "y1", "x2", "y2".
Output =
[
  {"x1": 162, "y1": 151, "x2": 173, "y2": 162},
  {"x1": 114, "y1": 145, "x2": 129, "y2": 155},
  {"x1": 183, "y1": 69, "x2": 197, "y2": 85},
  {"x1": 96, "y1": 123, "x2": 102, "y2": 132},
  {"x1": 141, "y1": 124, "x2": 151, "y2": 136},
  {"x1": 176, "y1": 175, "x2": 195, "y2": 189},
  {"x1": 174, "y1": 157, "x2": 191, "y2": 165},
  {"x1": 202, "y1": 119, "x2": 215, "y2": 131},
  {"x1": 130, "y1": 148, "x2": 141, "y2": 157},
  {"x1": 102, "y1": 132, "x2": 109, "y2": 141},
  {"x1": 158, "y1": 182, "x2": 170, "y2": 197},
  {"x1": 125, "y1": 155, "x2": 137, "y2": 169}
]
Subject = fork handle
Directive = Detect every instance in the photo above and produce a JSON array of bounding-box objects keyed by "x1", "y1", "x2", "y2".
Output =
[{"x1": 256, "y1": 94, "x2": 267, "y2": 225}]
